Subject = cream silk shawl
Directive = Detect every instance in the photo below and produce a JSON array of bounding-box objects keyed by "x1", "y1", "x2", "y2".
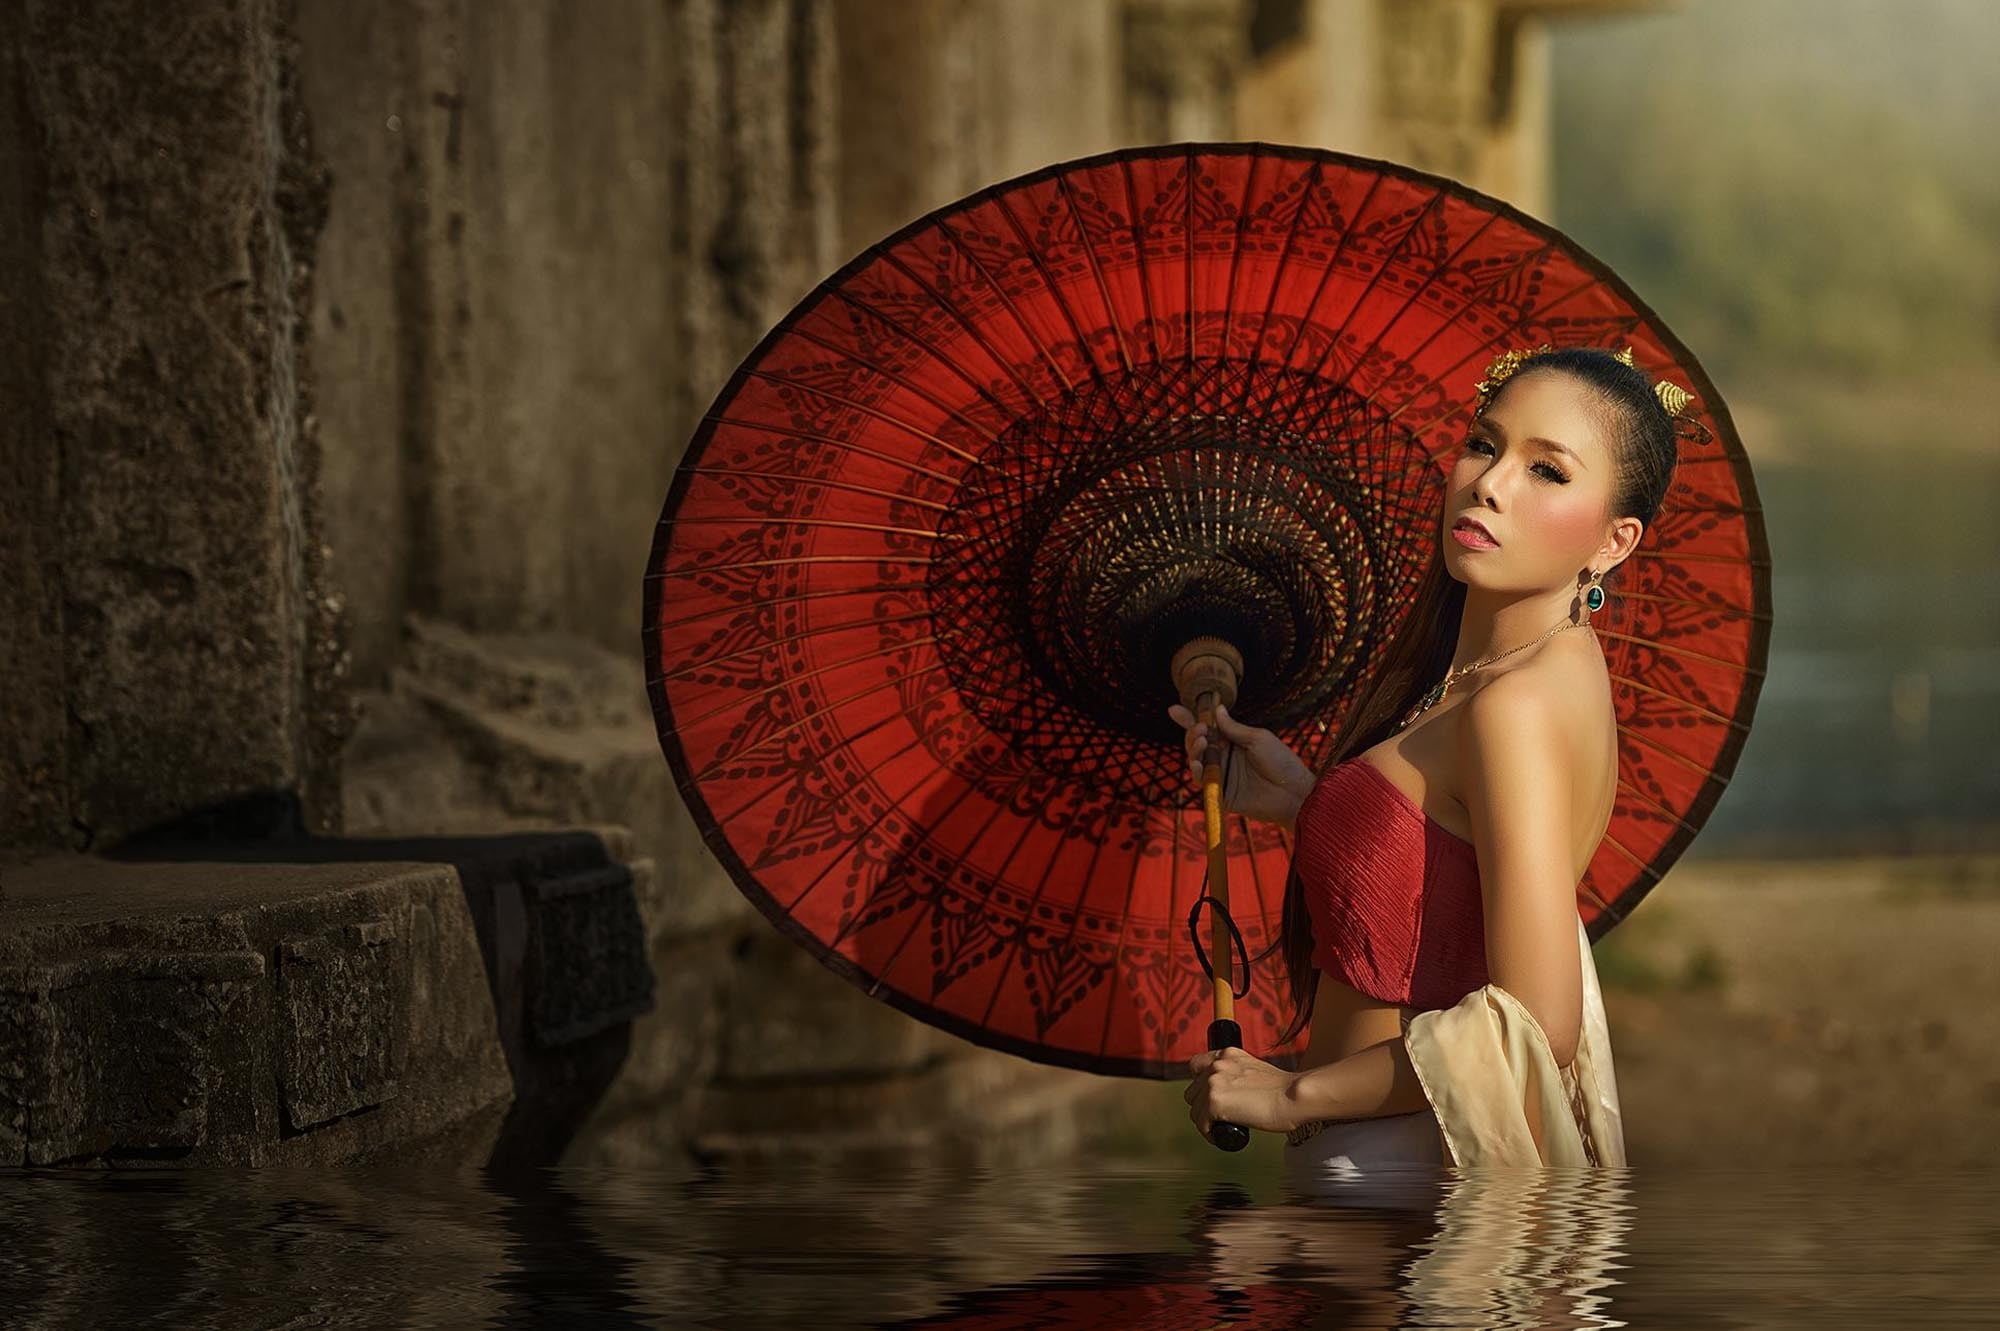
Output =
[{"x1": 1401, "y1": 912, "x2": 1627, "y2": 1167}]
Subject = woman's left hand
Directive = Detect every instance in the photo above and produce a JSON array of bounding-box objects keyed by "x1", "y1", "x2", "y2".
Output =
[{"x1": 1185, "y1": 1046, "x2": 1305, "y2": 1137}]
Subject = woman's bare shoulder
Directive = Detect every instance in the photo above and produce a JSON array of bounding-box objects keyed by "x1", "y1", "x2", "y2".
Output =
[
  {"x1": 1456, "y1": 627, "x2": 1624, "y2": 843},
  {"x1": 1456, "y1": 631, "x2": 1611, "y2": 755},
  {"x1": 1452, "y1": 633, "x2": 1617, "y2": 860}
]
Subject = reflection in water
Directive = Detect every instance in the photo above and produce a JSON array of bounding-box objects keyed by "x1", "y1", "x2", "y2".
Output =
[
  {"x1": 3, "y1": 1158, "x2": 1994, "y2": 1328},
  {"x1": 886, "y1": 1170, "x2": 1632, "y2": 1330},
  {"x1": 485, "y1": 1166, "x2": 654, "y2": 1328},
  {"x1": 1402, "y1": 1169, "x2": 1631, "y2": 1329}
]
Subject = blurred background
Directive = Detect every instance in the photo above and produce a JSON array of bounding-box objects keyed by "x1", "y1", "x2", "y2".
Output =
[
  {"x1": 1554, "y1": 0, "x2": 2000, "y2": 861},
  {"x1": 2, "y1": 0, "x2": 1994, "y2": 1183}
]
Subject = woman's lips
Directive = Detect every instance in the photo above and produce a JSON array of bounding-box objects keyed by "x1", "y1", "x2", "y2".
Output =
[{"x1": 1451, "y1": 520, "x2": 1499, "y2": 549}]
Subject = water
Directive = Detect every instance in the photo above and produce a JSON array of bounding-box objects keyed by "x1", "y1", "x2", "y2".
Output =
[
  {"x1": 1689, "y1": 447, "x2": 2000, "y2": 859},
  {"x1": 7, "y1": 1158, "x2": 1997, "y2": 1328}
]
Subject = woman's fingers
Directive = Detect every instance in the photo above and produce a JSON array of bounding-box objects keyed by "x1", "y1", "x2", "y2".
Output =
[
  {"x1": 1212, "y1": 702, "x2": 1259, "y2": 742},
  {"x1": 1170, "y1": 702, "x2": 1259, "y2": 753},
  {"x1": 1173, "y1": 703, "x2": 1252, "y2": 793},
  {"x1": 1189, "y1": 725, "x2": 1215, "y2": 784}
]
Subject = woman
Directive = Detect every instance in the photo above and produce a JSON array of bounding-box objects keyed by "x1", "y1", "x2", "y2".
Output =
[{"x1": 1172, "y1": 344, "x2": 1687, "y2": 1190}]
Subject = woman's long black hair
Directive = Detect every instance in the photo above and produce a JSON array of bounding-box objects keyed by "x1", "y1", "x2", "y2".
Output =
[{"x1": 1264, "y1": 345, "x2": 1699, "y2": 1046}]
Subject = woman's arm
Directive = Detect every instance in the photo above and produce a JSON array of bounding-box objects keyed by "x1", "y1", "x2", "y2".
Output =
[
  {"x1": 1456, "y1": 671, "x2": 1584, "y2": 1067},
  {"x1": 1189, "y1": 1036, "x2": 1429, "y2": 1135},
  {"x1": 1281, "y1": 1033, "x2": 1434, "y2": 1122}
]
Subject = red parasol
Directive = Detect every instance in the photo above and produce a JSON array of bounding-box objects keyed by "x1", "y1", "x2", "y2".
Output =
[{"x1": 642, "y1": 144, "x2": 1767, "y2": 1097}]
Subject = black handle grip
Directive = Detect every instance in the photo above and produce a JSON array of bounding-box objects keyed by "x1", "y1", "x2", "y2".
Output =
[{"x1": 1205, "y1": 1018, "x2": 1251, "y2": 1152}]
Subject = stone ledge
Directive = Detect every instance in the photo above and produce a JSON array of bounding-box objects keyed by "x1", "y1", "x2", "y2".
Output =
[
  {"x1": 340, "y1": 614, "x2": 753, "y2": 941},
  {"x1": 0, "y1": 826, "x2": 656, "y2": 1167},
  {"x1": 398, "y1": 612, "x2": 649, "y2": 732}
]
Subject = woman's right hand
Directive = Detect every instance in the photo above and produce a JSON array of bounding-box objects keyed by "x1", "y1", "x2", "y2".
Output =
[{"x1": 1167, "y1": 701, "x2": 1316, "y2": 827}]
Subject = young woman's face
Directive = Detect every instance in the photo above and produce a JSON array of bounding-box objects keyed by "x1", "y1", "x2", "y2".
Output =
[{"x1": 1441, "y1": 369, "x2": 1623, "y2": 593}]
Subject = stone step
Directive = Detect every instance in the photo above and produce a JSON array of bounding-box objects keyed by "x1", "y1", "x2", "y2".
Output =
[
  {"x1": 369, "y1": 637, "x2": 750, "y2": 940},
  {"x1": 399, "y1": 612, "x2": 649, "y2": 731},
  {"x1": 0, "y1": 828, "x2": 655, "y2": 1168}
]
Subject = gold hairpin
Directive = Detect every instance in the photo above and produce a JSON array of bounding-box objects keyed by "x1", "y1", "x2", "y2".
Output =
[
  {"x1": 1654, "y1": 379, "x2": 1692, "y2": 417},
  {"x1": 1471, "y1": 343, "x2": 1555, "y2": 400},
  {"x1": 1475, "y1": 343, "x2": 1699, "y2": 423}
]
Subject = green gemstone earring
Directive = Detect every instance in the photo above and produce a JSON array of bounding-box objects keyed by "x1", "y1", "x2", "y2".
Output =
[{"x1": 1583, "y1": 571, "x2": 1606, "y2": 613}]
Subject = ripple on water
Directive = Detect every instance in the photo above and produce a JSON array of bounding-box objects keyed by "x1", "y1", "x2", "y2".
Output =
[{"x1": 2, "y1": 1159, "x2": 1996, "y2": 1328}]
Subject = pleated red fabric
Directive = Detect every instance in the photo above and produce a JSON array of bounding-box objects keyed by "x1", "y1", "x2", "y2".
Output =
[{"x1": 1292, "y1": 759, "x2": 1490, "y2": 1011}]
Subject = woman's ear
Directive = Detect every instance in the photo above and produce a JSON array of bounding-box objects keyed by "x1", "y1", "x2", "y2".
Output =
[{"x1": 1599, "y1": 514, "x2": 1644, "y2": 569}]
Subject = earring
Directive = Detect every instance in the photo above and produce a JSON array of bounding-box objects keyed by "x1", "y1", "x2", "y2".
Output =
[{"x1": 1583, "y1": 570, "x2": 1605, "y2": 613}]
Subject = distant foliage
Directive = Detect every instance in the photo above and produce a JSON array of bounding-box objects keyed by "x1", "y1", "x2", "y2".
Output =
[{"x1": 1550, "y1": 0, "x2": 2000, "y2": 381}]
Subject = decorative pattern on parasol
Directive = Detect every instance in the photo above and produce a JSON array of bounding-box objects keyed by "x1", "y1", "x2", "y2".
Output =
[{"x1": 643, "y1": 143, "x2": 1768, "y2": 1081}]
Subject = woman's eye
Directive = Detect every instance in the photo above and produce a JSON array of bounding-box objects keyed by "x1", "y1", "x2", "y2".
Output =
[{"x1": 1465, "y1": 436, "x2": 1567, "y2": 482}]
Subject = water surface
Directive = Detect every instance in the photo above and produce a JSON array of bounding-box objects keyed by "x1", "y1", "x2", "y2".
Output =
[{"x1": 6, "y1": 1157, "x2": 1993, "y2": 1328}]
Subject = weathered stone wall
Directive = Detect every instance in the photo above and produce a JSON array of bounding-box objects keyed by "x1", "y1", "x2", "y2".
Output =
[
  {"x1": 831, "y1": 0, "x2": 1125, "y2": 261},
  {"x1": 301, "y1": 0, "x2": 1136, "y2": 693},
  {"x1": 0, "y1": 0, "x2": 350, "y2": 858},
  {"x1": 0, "y1": 12, "x2": 60, "y2": 855},
  {"x1": 300, "y1": 0, "x2": 839, "y2": 688},
  {"x1": 1123, "y1": 0, "x2": 1254, "y2": 143}
]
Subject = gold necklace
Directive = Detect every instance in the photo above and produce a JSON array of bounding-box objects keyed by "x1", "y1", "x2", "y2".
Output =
[{"x1": 1396, "y1": 618, "x2": 1588, "y2": 733}]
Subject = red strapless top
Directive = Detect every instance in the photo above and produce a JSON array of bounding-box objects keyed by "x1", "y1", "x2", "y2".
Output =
[{"x1": 1292, "y1": 758, "x2": 1490, "y2": 1010}]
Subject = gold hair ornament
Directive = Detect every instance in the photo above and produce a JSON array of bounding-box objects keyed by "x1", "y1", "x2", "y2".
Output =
[{"x1": 1473, "y1": 343, "x2": 1712, "y2": 444}]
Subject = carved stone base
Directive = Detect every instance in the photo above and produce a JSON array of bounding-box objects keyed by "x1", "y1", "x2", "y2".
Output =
[{"x1": 0, "y1": 826, "x2": 655, "y2": 1167}]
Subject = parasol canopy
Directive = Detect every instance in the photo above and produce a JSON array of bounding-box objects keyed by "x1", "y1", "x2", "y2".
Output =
[{"x1": 643, "y1": 143, "x2": 1767, "y2": 1080}]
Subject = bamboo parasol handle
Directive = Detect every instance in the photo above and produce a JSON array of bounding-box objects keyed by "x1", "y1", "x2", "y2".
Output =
[{"x1": 1171, "y1": 636, "x2": 1252, "y2": 1153}]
